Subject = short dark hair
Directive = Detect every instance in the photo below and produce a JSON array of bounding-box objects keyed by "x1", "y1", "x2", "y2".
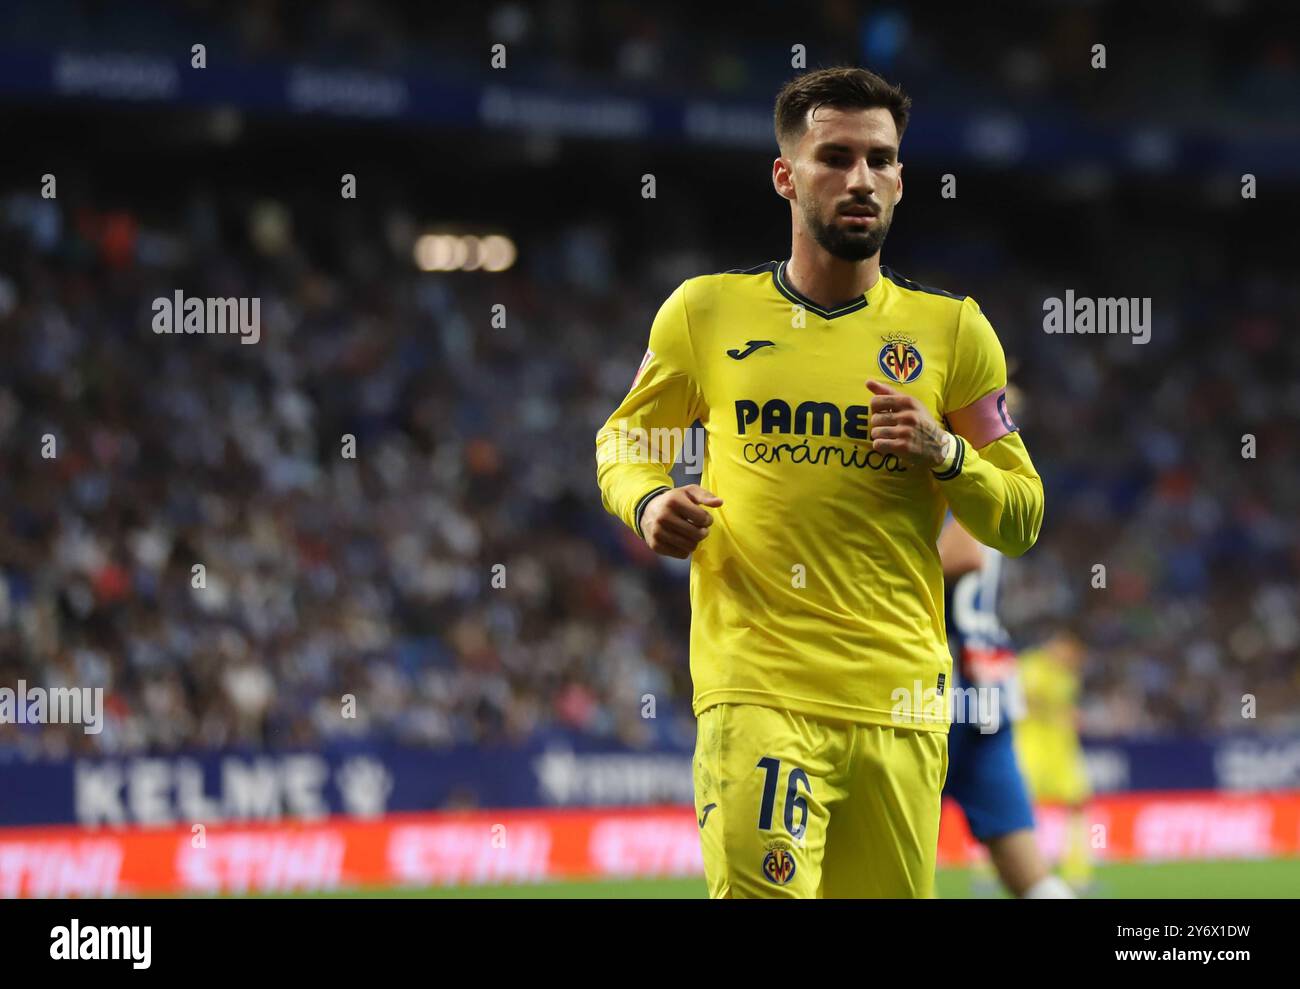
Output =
[{"x1": 774, "y1": 67, "x2": 912, "y2": 152}]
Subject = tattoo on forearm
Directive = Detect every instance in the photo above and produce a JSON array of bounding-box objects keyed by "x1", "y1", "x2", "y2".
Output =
[{"x1": 919, "y1": 420, "x2": 949, "y2": 466}]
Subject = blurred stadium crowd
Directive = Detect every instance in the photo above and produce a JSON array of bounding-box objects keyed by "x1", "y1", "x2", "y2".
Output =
[
  {"x1": 0, "y1": 0, "x2": 1297, "y2": 760},
  {"x1": 0, "y1": 174, "x2": 1296, "y2": 760},
  {"x1": 7, "y1": 0, "x2": 1299, "y2": 120}
]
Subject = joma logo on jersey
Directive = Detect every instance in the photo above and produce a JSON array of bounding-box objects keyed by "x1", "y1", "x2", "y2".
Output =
[
  {"x1": 735, "y1": 399, "x2": 871, "y2": 438},
  {"x1": 878, "y1": 335, "x2": 923, "y2": 383},
  {"x1": 762, "y1": 843, "x2": 797, "y2": 886}
]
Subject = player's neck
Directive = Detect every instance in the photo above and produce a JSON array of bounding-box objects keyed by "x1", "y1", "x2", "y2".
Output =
[{"x1": 784, "y1": 244, "x2": 881, "y2": 312}]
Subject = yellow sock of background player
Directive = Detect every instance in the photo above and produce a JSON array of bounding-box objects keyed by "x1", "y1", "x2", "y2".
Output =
[{"x1": 1060, "y1": 805, "x2": 1094, "y2": 891}]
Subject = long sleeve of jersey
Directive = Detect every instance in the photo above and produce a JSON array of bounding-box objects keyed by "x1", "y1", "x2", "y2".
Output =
[
  {"x1": 937, "y1": 296, "x2": 1045, "y2": 558},
  {"x1": 596, "y1": 281, "x2": 706, "y2": 537}
]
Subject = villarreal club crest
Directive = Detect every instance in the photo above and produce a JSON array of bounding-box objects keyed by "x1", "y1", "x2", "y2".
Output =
[
  {"x1": 761, "y1": 841, "x2": 798, "y2": 886},
  {"x1": 878, "y1": 333, "x2": 924, "y2": 384}
]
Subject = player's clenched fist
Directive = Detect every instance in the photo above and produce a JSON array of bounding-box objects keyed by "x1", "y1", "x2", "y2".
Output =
[
  {"x1": 866, "y1": 379, "x2": 955, "y2": 469},
  {"x1": 640, "y1": 484, "x2": 724, "y2": 559}
]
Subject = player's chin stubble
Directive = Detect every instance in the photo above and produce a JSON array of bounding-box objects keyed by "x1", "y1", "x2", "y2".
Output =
[{"x1": 804, "y1": 203, "x2": 892, "y2": 261}]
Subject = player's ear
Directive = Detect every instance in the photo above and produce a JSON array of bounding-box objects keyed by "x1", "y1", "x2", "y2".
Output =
[
  {"x1": 772, "y1": 156, "x2": 795, "y2": 201},
  {"x1": 895, "y1": 160, "x2": 903, "y2": 205}
]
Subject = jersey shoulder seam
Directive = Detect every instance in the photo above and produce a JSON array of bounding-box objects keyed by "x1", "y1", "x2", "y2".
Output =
[
  {"x1": 880, "y1": 265, "x2": 968, "y2": 302},
  {"x1": 717, "y1": 260, "x2": 780, "y2": 276}
]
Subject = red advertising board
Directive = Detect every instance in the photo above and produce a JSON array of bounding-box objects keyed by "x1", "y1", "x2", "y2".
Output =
[{"x1": 1, "y1": 793, "x2": 1297, "y2": 896}]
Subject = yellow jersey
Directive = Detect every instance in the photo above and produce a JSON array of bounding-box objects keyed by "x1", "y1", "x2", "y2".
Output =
[
  {"x1": 1017, "y1": 649, "x2": 1082, "y2": 732},
  {"x1": 596, "y1": 260, "x2": 1043, "y2": 732},
  {"x1": 1015, "y1": 647, "x2": 1091, "y2": 803}
]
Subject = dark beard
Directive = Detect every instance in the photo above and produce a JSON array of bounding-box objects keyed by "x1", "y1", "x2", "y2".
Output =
[{"x1": 805, "y1": 206, "x2": 891, "y2": 261}]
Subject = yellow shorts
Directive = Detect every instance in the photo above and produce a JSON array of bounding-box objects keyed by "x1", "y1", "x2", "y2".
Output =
[
  {"x1": 1014, "y1": 723, "x2": 1091, "y2": 805},
  {"x1": 693, "y1": 703, "x2": 948, "y2": 898}
]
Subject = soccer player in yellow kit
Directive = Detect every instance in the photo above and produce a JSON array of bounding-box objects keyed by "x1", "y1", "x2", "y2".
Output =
[
  {"x1": 595, "y1": 67, "x2": 1044, "y2": 897},
  {"x1": 1015, "y1": 633, "x2": 1094, "y2": 891}
]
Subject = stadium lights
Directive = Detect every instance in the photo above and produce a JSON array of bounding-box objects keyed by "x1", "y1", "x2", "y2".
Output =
[{"x1": 413, "y1": 233, "x2": 516, "y2": 272}]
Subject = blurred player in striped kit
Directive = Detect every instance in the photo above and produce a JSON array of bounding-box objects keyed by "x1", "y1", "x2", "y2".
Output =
[{"x1": 940, "y1": 517, "x2": 1075, "y2": 898}]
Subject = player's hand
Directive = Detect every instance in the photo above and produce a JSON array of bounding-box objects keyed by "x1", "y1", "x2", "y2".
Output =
[
  {"x1": 866, "y1": 380, "x2": 954, "y2": 469},
  {"x1": 641, "y1": 484, "x2": 723, "y2": 559}
]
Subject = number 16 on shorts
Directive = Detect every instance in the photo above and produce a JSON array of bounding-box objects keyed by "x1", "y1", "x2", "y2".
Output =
[{"x1": 756, "y1": 756, "x2": 812, "y2": 885}]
